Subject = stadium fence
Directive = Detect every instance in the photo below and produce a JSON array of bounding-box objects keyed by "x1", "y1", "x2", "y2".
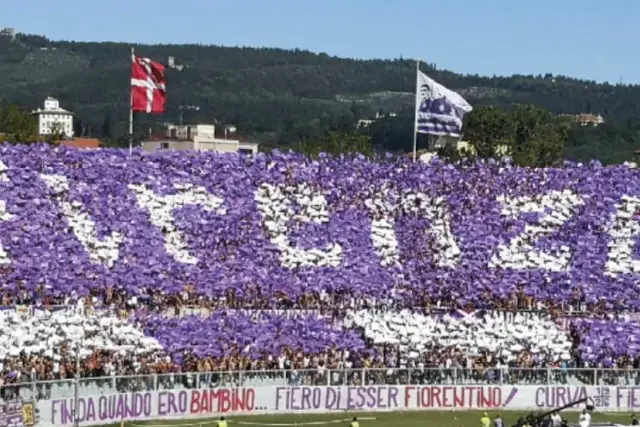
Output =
[{"x1": 2, "y1": 367, "x2": 639, "y2": 402}]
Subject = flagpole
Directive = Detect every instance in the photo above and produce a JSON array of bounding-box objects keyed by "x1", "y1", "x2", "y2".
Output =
[
  {"x1": 129, "y1": 47, "x2": 134, "y2": 155},
  {"x1": 412, "y1": 60, "x2": 419, "y2": 162}
]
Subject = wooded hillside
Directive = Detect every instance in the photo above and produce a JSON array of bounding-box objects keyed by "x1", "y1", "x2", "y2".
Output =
[{"x1": 1, "y1": 32, "x2": 639, "y2": 163}]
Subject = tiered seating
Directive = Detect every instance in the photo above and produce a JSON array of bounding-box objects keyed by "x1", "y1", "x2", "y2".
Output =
[
  {"x1": 0, "y1": 307, "x2": 163, "y2": 361},
  {"x1": 0, "y1": 144, "x2": 639, "y2": 385},
  {"x1": 143, "y1": 310, "x2": 365, "y2": 362},
  {"x1": 0, "y1": 145, "x2": 639, "y2": 302},
  {"x1": 345, "y1": 310, "x2": 573, "y2": 362},
  {"x1": 570, "y1": 317, "x2": 640, "y2": 366}
]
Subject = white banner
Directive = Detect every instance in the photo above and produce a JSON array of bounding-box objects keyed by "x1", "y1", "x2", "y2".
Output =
[{"x1": 36, "y1": 385, "x2": 637, "y2": 426}]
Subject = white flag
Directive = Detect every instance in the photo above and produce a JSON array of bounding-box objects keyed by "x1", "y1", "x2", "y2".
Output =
[{"x1": 415, "y1": 71, "x2": 472, "y2": 138}]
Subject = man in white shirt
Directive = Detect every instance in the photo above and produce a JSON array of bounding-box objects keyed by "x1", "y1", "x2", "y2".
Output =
[
  {"x1": 550, "y1": 412, "x2": 562, "y2": 427},
  {"x1": 579, "y1": 409, "x2": 591, "y2": 427}
]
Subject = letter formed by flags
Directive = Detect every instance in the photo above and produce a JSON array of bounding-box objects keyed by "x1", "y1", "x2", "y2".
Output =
[
  {"x1": 131, "y1": 55, "x2": 167, "y2": 114},
  {"x1": 415, "y1": 71, "x2": 472, "y2": 138}
]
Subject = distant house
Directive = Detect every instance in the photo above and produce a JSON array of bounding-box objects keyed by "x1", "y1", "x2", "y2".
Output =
[
  {"x1": 31, "y1": 97, "x2": 74, "y2": 138},
  {"x1": 576, "y1": 113, "x2": 604, "y2": 126},
  {"x1": 0, "y1": 28, "x2": 15, "y2": 41},
  {"x1": 559, "y1": 113, "x2": 604, "y2": 127},
  {"x1": 141, "y1": 123, "x2": 259, "y2": 154},
  {"x1": 357, "y1": 119, "x2": 375, "y2": 128},
  {"x1": 166, "y1": 56, "x2": 184, "y2": 71},
  {"x1": 357, "y1": 111, "x2": 398, "y2": 128}
]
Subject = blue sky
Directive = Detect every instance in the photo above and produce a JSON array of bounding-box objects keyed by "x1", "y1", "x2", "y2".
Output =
[{"x1": 2, "y1": 0, "x2": 638, "y2": 83}]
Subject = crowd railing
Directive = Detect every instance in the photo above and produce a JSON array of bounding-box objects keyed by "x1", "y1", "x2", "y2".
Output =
[{"x1": 2, "y1": 367, "x2": 639, "y2": 402}]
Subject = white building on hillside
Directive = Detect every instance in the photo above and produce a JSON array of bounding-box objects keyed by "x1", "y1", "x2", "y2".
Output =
[
  {"x1": 31, "y1": 97, "x2": 74, "y2": 138},
  {"x1": 142, "y1": 123, "x2": 259, "y2": 154}
]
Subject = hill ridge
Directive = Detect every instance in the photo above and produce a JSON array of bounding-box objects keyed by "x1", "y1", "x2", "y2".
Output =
[{"x1": 1, "y1": 31, "x2": 640, "y2": 163}]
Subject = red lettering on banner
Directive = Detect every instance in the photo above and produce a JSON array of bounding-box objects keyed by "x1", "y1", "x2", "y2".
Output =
[
  {"x1": 404, "y1": 386, "x2": 414, "y2": 408},
  {"x1": 189, "y1": 389, "x2": 256, "y2": 415},
  {"x1": 405, "y1": 386, "x2": 503, "y2": 408}
]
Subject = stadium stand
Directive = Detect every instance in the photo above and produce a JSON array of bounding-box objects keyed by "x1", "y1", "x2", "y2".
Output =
[{"x1": 1, "y1": 144, "x2": 640, "y2": 399}]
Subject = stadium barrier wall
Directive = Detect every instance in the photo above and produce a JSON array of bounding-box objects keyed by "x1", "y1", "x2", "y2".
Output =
[
  {"x1": 36, "y1": 385, "x2": 633, "y2": 426},
  {"x1": 4, "y1": 367, "x2": 625, "y2": 402}
]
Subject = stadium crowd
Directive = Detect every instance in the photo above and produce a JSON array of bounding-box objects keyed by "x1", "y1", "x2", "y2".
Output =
[{"x1": 0, "y1": 145, "x2": 640, "y2": 397}]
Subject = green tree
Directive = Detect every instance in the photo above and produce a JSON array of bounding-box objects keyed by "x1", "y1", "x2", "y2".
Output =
[
  {"x1": 368, "y1": 111, "x2": 414, "y2": 153},
  {"x1": 0, "y1": 105, "x2": 38, "y2": 143},
  {"x1": 454, "y1": 104, "x2": 568, "y2": 167},
  {"x1": 349, "y1": 101, "x2": 361, "y2": 119},
  {"x1": 47, "y1": 121, "x2": 65, "y2": 144},
  {"x1": 565, "y1": 119, "x2": 640, "y2": 165},
  {"x1": 436, "y1": 142, "x2": 473, "y2": 163},
  {"x1": 101, "y1": 116, "x2": 113, "y2": 139},
  {"x1": 511, "y1": 104, "x2": 568, "y2": 167},
  {"x1": 298, "y1": 131, "x2": 373, "y2": 158},
  {"x1": 73, "y1": 117, "x2": 84, "y2": 137},
  {"x1": 463, "y1": 106, "x2": 513, "y2": 158}
]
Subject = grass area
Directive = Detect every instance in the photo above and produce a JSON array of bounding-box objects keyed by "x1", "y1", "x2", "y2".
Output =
[{"x1": 118, "y1": 411, "x2": 636, "y2": 427}]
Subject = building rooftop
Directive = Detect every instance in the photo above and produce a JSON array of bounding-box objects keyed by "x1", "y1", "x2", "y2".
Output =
[
  {"x1": 59, "y1": 138, "x2": 101, "y2": 149},
  {"x1": 31, "y1": 97, "x2": 74, "y2": 115},
  {"x1": 149, "y1": 127, "x2": 251, "y2": 142},
  {"x1": 31, "y1": 107, "x2": 73, "y2": 115}
]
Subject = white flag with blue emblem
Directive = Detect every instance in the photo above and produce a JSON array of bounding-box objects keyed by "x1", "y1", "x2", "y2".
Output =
[{"x1": 415, "y1": 71, "x2": 472, "y2": 138}]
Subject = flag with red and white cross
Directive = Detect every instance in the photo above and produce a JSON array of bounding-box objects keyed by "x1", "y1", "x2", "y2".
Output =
[{"x1": 131, "y1": 55, "x2": 167, "y2": 114}]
